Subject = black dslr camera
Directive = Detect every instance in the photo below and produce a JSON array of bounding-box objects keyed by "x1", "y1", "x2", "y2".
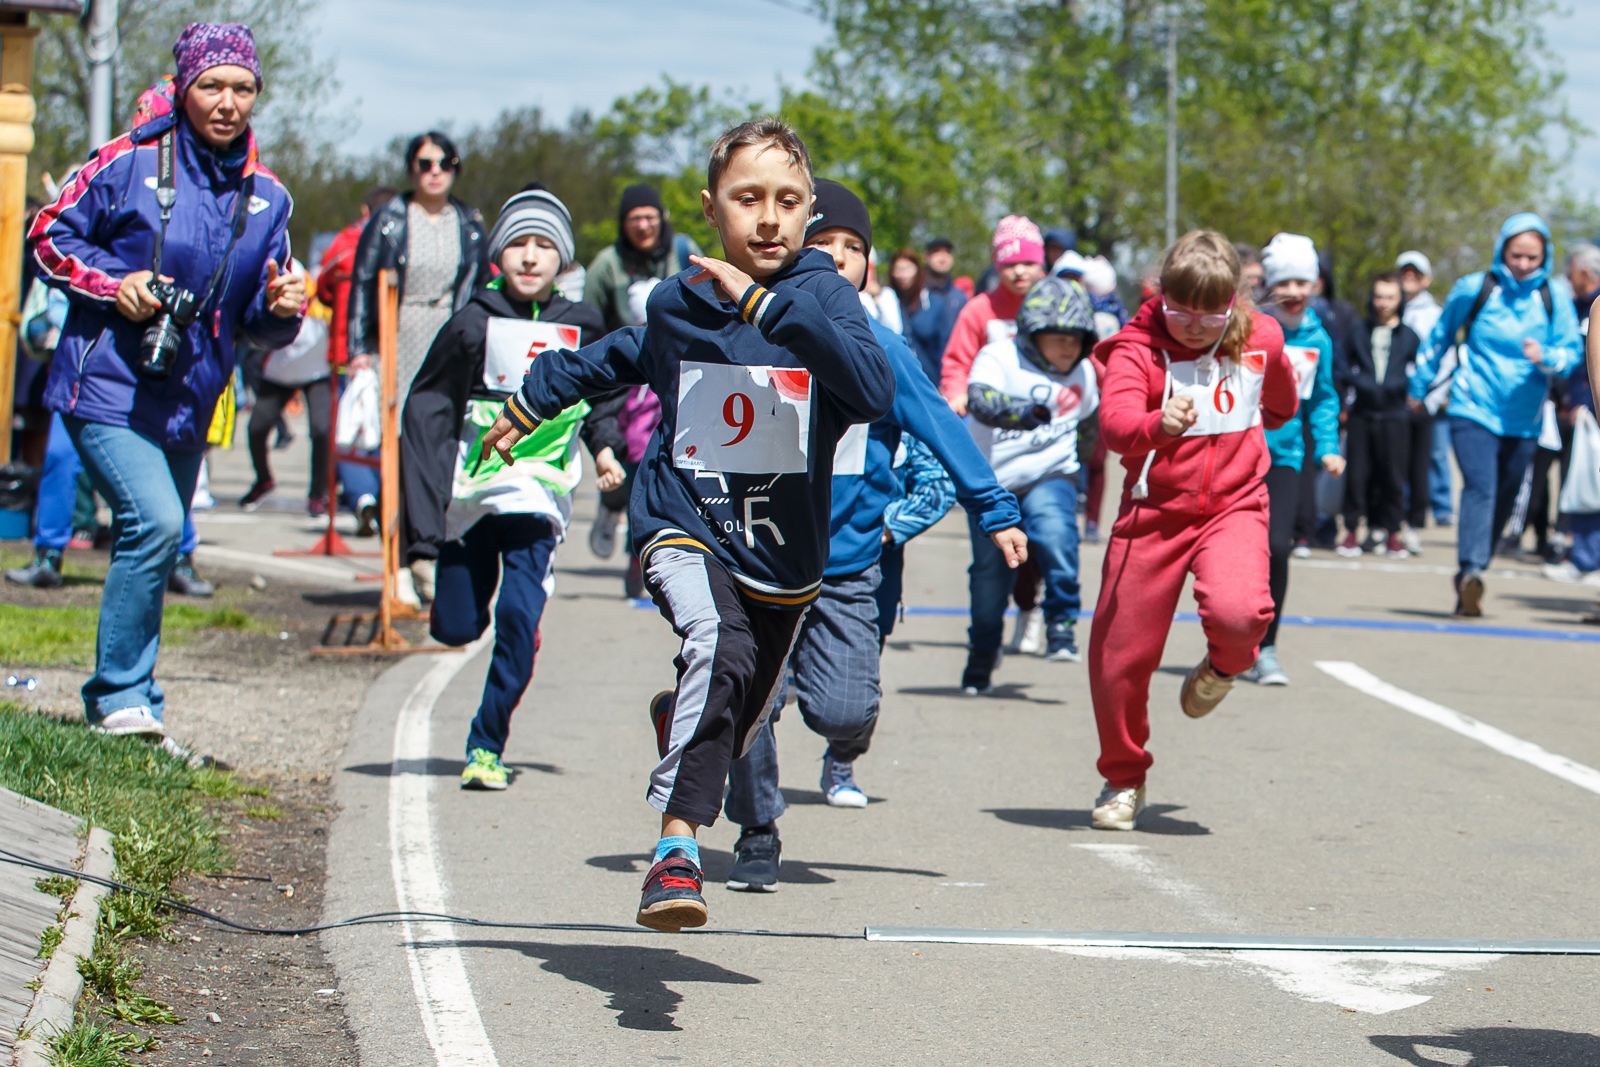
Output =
[{"x1": 137, "y1": 279, "x2": 201, "y2": 379}]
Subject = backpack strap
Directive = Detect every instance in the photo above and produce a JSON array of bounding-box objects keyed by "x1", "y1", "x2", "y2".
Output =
[{"x1": 1456, "y1": 272, "x2": 1499, "y2": 346}]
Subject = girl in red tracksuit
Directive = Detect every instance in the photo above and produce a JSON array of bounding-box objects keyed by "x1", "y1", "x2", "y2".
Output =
[{"x1": 1087, "y1": 231, "x2": 1299, "y2": 831}]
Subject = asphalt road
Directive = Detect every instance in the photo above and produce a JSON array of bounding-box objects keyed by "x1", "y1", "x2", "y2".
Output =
[{"x1": 321, "y1": 478, "x2": 1600, "y2": 1066}]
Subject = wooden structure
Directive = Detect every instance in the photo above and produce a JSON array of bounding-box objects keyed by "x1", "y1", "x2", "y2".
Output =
[
  {"x1": 313, "y1": 269, "x2": 447, "y2": 656},
  {"x1": 0, "y1": 1, "x2": 78, "y2": 464}
]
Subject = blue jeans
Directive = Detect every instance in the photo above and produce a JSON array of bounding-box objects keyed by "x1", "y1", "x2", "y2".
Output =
[
  {"x1": 724, "y1": 564, "x2": 883, "y2": 829},
  {"x1": 967, "y1": 474, "x2": 1080, "y2": 655},
  {"x1": 1429, "y1": 417, "x2": 1455, "y2": 521},
  {"x1": 63, "y1": 416, "x2": 204, "y2": 722},
  {"x1": 429, "y1": 514, "x2": 556, "y2": 757},
  {"x1": 1449, "y1": 416, "x2": 1538, "y2": 578},
  {"x1": 36, "y1": 413, "x2": 195, "y2": 553}
]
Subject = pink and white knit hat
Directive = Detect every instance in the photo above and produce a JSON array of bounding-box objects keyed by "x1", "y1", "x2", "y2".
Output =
[{"x1": 992, "y1": 215, "x2": 1045, "y2": 267}]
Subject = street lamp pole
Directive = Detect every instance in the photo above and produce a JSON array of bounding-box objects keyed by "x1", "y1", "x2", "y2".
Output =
[
  {"x1": 86, "y1": 0, "x2": 116, "y2": 149},
  {"x1": 1164, "y1": 2, "x2": 1178, "y2": 247}
]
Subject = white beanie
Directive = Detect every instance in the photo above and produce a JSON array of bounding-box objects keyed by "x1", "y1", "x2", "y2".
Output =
[
  {"x1": 1262, "y1": 233, "x2": 1319, "y2": 288},
  {"x1": 1052, "y1": 249, "x2": 1087, "y2": 277},
  {"x1": 1081, "y1": 255, "x2": 1117, "y2": 296}
]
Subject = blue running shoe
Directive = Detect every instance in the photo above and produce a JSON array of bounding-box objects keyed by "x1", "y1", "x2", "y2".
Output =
[{"x1": 821, "y1": 753, "x2": 868, "y2": 808}]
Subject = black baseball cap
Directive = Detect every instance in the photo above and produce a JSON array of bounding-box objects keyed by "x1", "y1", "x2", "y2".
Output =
[{"x1": 926, "y1": 236, "x2": 954, "y2": 253}]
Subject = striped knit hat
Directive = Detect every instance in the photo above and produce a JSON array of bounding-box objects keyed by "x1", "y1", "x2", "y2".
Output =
[{"x1": 488, "y1": 189, "x2": 576, "y2": 271}]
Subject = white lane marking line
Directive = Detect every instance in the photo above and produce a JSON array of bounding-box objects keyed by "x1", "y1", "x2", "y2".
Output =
[
  {"x1": 1068, "y1": 844, "x2": 1497, "y2": 1013},
  {"x1": 193, "y1": 543, "x2": 368, "y2": 583},
  {"x1": 391, "y1": 639, "x2": 498, "y2": 1067},
  {"x1": 1316, "y1": 660, "x2": 1600, "y2": 797}
]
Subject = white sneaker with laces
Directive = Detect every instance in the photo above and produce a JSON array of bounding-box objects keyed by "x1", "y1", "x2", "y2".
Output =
[
  {"x1": 1291, "y1": 543, "x2": 1312, "y2": 559},
  {"x1": 1092, "y1": 783, "x2": 1146, "y2": 831},
  {"x1": 1018, "y1": 609, "x2": 1046, "y2": 655},
  {"x1": 1400, "y1": 525, "x2": 1423, "y2": 556},
  {"x1": 1544, "y1": 561, "x2": 1582, "y2": 584},
  {"x1": 589, "y1": 503, "x2": 623, "y2": 560},
  {"x1": 394, "y1": 568, "x2": 422, "y2": 610},
  {"x1": 92, "y1": 706, "x2": 164, "y2": 737}
]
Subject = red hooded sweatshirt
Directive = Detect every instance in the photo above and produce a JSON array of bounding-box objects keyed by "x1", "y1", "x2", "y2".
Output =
[
  {"x1": 939, "y1": 285, "x2": 1024, "y2": 402},
  {"x1": 1092, "y1": 297, "x2": 1299, "y2": 519}
]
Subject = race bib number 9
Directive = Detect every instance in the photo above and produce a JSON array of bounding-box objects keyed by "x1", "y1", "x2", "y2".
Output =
[
  {"x1": 483, "y1": 319, "x2": 583, "y2": 394},
  {"x1": 1283, "y1": 344, "x2": 1320, "y2": 401},
  {"x1": 674, "y1": 362, "x2": 812, "y2": 475},
  {"x1": 1170, "y1": 351, "x2": 1265, "y2": 437}
]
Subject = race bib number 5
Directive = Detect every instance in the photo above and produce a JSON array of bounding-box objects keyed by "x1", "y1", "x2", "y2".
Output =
[
  {"x1": 483, "y1": 319, "x2": 582, "y2": 393},
  {"x1": 674, "y1": 362, "x2": 812, "y2": 474},
  {"x1": 1170, "y1": 351, "x2": 1266, "y2": 437}
]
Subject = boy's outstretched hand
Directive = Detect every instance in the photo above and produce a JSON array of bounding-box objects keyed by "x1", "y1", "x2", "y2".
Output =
[
  {"x1": 479, "y1": 412, "x2": 526, "y2": 467},
  {"x1": 991, "y1": 527, "x2": 1028, "y2": 569},
  {"x1": 687, "y1": 255, "x2": 756, "y2": 304}
]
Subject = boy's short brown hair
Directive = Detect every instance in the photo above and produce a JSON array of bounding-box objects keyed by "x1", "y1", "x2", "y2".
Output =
[{"x1": 706, "y1": 118, "x2": 813, "y2": 195}]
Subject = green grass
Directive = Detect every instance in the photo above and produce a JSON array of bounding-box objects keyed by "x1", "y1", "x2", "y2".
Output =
[
  {"x1": 0, "y1": 601, "x2": 266, "y2": 668},
  {"x1": 0, "y1": 702, "x2": 242, "y2": 1061},
  {"x1": 243, "y1": 804, "x2": 283, "y2": 820}
]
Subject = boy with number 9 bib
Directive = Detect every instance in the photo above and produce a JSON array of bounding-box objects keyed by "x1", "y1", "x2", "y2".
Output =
[
  {"x1": 479, "y1": 120, "x2": 894, "y2": 930},
  {"x1": 1086, "y1": 231, "x2": 1299, "y2": 831}
]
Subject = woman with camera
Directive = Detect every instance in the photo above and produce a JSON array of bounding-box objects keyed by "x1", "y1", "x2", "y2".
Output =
[{"x1": 28, "y1": 23, "x2": 304, "y2": 744}]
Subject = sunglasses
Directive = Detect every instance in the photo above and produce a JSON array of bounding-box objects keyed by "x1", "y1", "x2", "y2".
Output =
[
  {"x1": 1162, "y1": 296, "x2": 1234, "y2": 330},
  {"x1": 413, "y1": 156, "x2": 458, "y2": 174}
]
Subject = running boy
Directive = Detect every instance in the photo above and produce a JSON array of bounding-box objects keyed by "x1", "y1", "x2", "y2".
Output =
[
  {"x1": 962, "y1": 276, "x2": 1100, "y2": 692},
  {"x1": 400, "y1": 188, "x2": 612, "y2": 789},
  {"x1": 479, "y1": 120, "x2": 894, "y2": 930},
  {"x1": 1088, "y1": 231, "x2": 1299, "y2": 831},
  {"x1": 721, "y1": 179, "x2": 1024, "y2": 893}
]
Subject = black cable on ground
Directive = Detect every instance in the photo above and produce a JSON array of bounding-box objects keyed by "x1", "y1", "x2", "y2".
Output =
[{"x1": 0, "y1": 846, "x2": 859, "y2": 941}]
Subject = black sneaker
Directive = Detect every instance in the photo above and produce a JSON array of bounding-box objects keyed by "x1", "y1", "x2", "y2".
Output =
[
  {"x1": 1454, "y1": 571, "x2": 1484, "y2": 618},
  {"x1": 5, "y1": 549, "x2": 63, "y2": 589},
  {"x1": 1044, "y1": 620, "x2": 1081, "y2": 663},
  {"x1": 726, "y1": 828, "x2": 781, "y2": 893},
  {"x1": 240, "y1": 478, "x2": 275, "y2": 511},
  {"x1": 636, "y1": 849, "x2": 707, "y2": 932},
  {"x1": 961, "y1": 649, "x2": 999, "y2": 695},
  {"x1": 168, "y1": 554, "x2": 215, "y2": 598}
]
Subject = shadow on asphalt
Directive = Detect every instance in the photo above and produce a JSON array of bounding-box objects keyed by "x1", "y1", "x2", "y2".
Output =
[
  {"x1": 1369, "y1": 1027, "x2": 1600, "y2": 1065},
  {"x1": 342, "y1": 759, "x2": 562, "y2": 777},
  {"x1": 897, "y1": 684, "x2": 1065, "y2": 705},
  {"x1": 302, "y1": 590, "x2": 381, "y2": 608},
  {"x1": 440, "y1": 939, "x2": 758, "y2": 1032},
  {"x1": 985, "y1": 806, "x2": 1211, "y2": 836},
  {"x1": 779, "y1": 787, "x2": 886, "y2": 806},
  {"x1": 586, "y1": 850, "x2": 944, "y2": 884},
  {"x1": 884, "y1": 639, "x2": 969, "y2": 652}
]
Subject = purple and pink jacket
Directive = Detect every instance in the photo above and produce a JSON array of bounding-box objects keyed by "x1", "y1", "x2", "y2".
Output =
[{"x1": 29, "y1": 77, "x2": 301, "y2": 451}]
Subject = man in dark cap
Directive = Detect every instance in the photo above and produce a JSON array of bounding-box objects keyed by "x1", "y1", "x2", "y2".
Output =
[
  {"x1": 902, "y1": 236, "x2": 968, "y2": 383},
  {"x1": 582, "y1": 183, "x2": 703, "y2": 335}
]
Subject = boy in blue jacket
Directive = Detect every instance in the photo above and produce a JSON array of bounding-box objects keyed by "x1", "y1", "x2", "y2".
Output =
[
  {"x1": 719, "y1": 180, "x2": 1025, "y2": 893},
  {"x1": 479, "y1": 121, "x2": 895, "y2": 931}
]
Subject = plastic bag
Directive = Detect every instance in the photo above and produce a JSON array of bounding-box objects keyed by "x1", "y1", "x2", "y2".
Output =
[
  {"x1": 1559, "y1": 405, "x2": 1600, "y2": 516},
  {"x1": 261, "y1": 314, "x2": 329, "y2": 387},
  {"x1": 337, "y1": 367, "x2": 381, "y2": 452}
]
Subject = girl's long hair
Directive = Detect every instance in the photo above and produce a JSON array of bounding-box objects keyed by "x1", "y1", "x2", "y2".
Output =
[
  {"x1": 1159, "y1": 230, "x2": 1255, "y2": 360},
  {"x1": 890, "y1": 247, "x2": 924, "y2": 311}
]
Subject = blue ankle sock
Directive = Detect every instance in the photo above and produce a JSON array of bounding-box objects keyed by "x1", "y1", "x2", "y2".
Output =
[{"x1": 655, "y1": 835, "x2": 699, "y2": 865}]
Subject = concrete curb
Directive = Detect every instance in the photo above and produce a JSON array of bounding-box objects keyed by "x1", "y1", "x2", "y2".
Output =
[{"x1": 12, "y1": 827, "x2": 115, "y2": 1067}]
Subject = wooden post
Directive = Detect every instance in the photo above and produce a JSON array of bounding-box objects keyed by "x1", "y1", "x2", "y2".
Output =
[
  {"x1": 0, "y1": 16, "x2": 37, "y2": 465},
  {"x1": 374, "y1": 268, "x2": 411, "y2": 646}
]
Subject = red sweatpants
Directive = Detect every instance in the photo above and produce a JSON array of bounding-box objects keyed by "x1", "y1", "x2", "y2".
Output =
[{"x1": 1088, "y1": 488, "x2": 1274, "y2": 789}]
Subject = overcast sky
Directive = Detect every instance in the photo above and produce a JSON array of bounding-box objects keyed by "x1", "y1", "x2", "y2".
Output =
[{"x1": 312, "y1": 0, "x2": 1600, "y2": 204}]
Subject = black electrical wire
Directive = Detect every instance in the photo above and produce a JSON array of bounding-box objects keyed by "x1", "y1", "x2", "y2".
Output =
[{"x1": 0, "y1": 846, "x2": 859, "y2": 941}]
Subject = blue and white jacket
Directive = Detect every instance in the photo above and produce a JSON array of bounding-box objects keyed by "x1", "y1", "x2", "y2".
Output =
[
  {"x1": 508, "y1": 247, "x2": 894, "y2": 607},
  {"x1": 826, "y1": 319, "x2": 1019, "y2": 577},
  {"x1": 1409, "y1": 212, "x2": 1582, "y2": 438},
  {"x1": 29, "y1": 79, "x2": 299, "y2": 451},
  {"x1": 1264, "y1": 304, "x2": 1340, "y2": 470}
]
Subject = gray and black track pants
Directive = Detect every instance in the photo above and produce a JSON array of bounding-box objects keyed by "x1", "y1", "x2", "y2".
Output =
[{"x1": 643, "y1": 544, "x2": 808, "y2": 826}]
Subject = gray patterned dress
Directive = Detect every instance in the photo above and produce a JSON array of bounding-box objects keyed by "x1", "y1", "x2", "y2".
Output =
[{"x1": 397, "y1": 201, "x2": 461, "y2": 401}]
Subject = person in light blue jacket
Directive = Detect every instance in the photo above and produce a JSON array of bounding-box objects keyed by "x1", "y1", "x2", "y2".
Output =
[{"x1": 1408, "y1": 212, "x2": 1582, "y2": 616}]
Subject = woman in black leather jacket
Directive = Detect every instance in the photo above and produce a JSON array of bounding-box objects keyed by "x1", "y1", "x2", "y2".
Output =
[{"x1": 345, "y1": 131, "x2": 489, "y2": 395}]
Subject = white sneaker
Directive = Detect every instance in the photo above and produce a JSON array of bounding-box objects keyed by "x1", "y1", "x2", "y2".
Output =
[
  {"x1": 1544, "y1": 561, "x2": 1582, "y2": 584},
  {"x1": 1291, "y1": 543, "x2": 1312, "y2": 560},
  {"x1": 589, "y1": 503, "x2": 623, "y2": 560},
  {"x1": 1092, "y1": 783, "x2": 1146, "y2": 831},
  {"x1": 92, "y1": 706, "x2": 165, "y2": 737},
  {"x1": 410, "y1": 558, "x2": 436, "y2": 602},
  {"x1": 1180, "y1": 656, "x2": 1235, "y2": 719},
  {"x1": 394, "y1": 568, "x2": 422, "y2": 610},
  {"x1": 1019, "y1": 609, "x2": 1046, "y2": 655},
  {"x1": 1400, "y1": 525, "x2": 1423, "y2": 556}
]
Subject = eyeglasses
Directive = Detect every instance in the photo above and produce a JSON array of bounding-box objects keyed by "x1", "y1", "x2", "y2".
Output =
[
  {"x1": 413, "y1": 157, "x2": 458, "y2": 174},
  {"x1": 1162, "y1": 296, "x2": 1234, "y2": 330}
]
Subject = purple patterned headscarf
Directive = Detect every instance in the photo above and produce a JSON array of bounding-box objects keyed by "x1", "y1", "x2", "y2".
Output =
[{"x1": 172, "y1": 22, "x2": 263, "y2": 96}]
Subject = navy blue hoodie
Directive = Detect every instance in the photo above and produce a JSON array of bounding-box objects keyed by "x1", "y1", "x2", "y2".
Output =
[{"x1": 509, "y1": 247, "x2": 894, "y2": 606}]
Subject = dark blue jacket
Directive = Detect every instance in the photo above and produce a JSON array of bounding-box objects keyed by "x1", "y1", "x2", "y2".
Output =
[
  {"x1": 903, "y1": 280, "x2": 967, "y2": 384},
  {"x1": 509, "y1": 247, "x2": 894, "y2": 606},
  {"x1": 828, "y1": 319, "x2": 1019, "y2": 576},
  {"x1": 30, "y1": 84, "x2": 299, "y2": 452}
]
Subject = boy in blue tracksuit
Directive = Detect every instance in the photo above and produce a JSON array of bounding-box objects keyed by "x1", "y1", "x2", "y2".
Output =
[
  {"x1": 1408, "y1": 212, "x2": 1581, "y2": 616},
  {"x1": 719, "y1": 180, "x2": 1024, "y2": 893},
  {"x1": 1244, "y1": 234, "x2": 1343, "y2": 687},
  {"x1": 480, "y1": 122, "x2": 895, "y2": 931}
]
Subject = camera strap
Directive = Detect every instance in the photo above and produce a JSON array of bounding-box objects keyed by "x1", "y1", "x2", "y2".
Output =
[{"x1": 149, "y1": 128, "x2": 257, "y2": 312}]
